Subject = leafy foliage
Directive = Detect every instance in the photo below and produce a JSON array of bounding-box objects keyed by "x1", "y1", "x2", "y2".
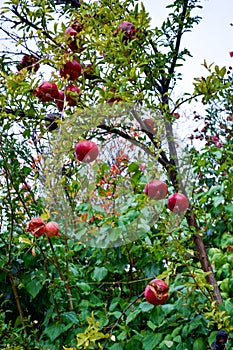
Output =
[{"x1": 0, "y1": 0, "x2": 232, "y2": 349}]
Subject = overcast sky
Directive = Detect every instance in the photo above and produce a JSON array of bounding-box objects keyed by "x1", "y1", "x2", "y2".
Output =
[{"x1": 143, "y1": 0, "x2": 233, "y2": 93}]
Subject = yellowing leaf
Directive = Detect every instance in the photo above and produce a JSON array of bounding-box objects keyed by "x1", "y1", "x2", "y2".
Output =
[
  {"x1": 41, "y1": 209, "x2": 50, "y2": 221},
  {"x1": 19, "y1": 237, "x2": 33, "y2": 245}
]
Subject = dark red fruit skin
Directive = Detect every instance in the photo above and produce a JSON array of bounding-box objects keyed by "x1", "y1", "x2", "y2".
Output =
[
  {"x1": 106, "y1": 96, "x2": 123, "y2": 105},
  {"x1": 25, "y1": 218, "x2": 46, "y2": 237},
  {"x1": 65, "y1": 21, "x2": 84, "y2": 51},
  {"x1": 44, "y1": 222, "x2": 60, "y2": 238},
  {"x1": 75, "y1": 140, "x2": 99, "y2": 163},
  {"x1": 33, "y1": 82, "x2": 59, "y2": 102},
  {"x1": 17, "y1": 55, "x2": 40, "y2": 72},
  {"x1": 55, "y1": 90, "x2": 65, "y2": 111},
  {"x1": 59, "y1": 60, "x2": 82, "y2": 81},
  {"x1": 144, "y1": 180, "x2": 168, "y2": 200},
  {"x1": 167, "y1": 193, "x2": 189, "y2": 213},
  {"x1": 118, "y1": 21, "x2": 136, "y2": 40},
  {"x1": 144, "y1": 279, "x2": 169, "y2": 305},
  {"x1": 65, "y1": 85, "x2": 81, "y2": 106}
]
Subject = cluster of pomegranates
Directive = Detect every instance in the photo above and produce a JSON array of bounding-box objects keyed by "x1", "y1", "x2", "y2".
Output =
[
  {"x1": 74, "y1": 140, "x2": 189, "y2": 213},
  {"x1": 22, "y1": 19, "x2": 137, "y2": 113},
  {"x1": 26, "y1": 217, "x2": 60, "y2": 238},
  {"x1": 33, "y1": 59, "x2": 82, "y2": 111},
  {"x1": 144, "y1": 180, "x2": 189, "y2": 213}
]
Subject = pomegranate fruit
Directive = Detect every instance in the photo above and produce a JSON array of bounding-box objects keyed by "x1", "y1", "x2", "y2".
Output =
[
  {"x1": 25, "y1": 218, "x2": 46, "y2": 237},
  {"x1": 44, "y1": 221, "x2": 60, "y2": 237},
  {"x1": 144, "y1": 279, "x2": 169, "y2": 305},
  {"x1": 65, "y1": 85, "x2": 81, "y2": 106},
  {"x1": 55, "y1": 90, "x2": 65, "y2": 111},
  {"x1": 60, "y1": 60, "x2": 82, "y2": 80},
  {"x1": 75, "y1": 140, "x2": 99, "y2": 163},
  {"x1": 33, "y1": 81, "x2": 59, "y2": 102},
  {"x1": 167, "y1": 193, "x2": 189, "y2": 213},
  {"x1": 117, "y1": 21, "x2": 136, "y2": 40},
  {"x1": 144, "y1": 180, "x2": 168, "y2": 200},
  {"x1": 17, "y1": 54, "x2": 40, "y2": 72}
]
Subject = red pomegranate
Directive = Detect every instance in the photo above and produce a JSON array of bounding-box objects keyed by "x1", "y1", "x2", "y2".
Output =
[
  {"x1": 65, "y1": 85, "x2": 81, "y2": 106},
  {"x1": 60, "y1": 60, "x2": 82, "y2": 81},
  {"x1": 144, "y1": 180, "x2": 168, "y2": 200},
  {"x1": 167, "y1": 193, "x2": 189, "y2": 213},
  {"x1": 44, "y1": 222, "x2": 60, "y2": 238},
  {"x1": 144, "y1": 279, "x2": 169, "y2": 305},
  {"x1": 33, "y1": 81, "x2": 59, "y2": 102},
  {"x1": 75, "y1": 140, "x2": 99, "y2": 163},
  {"x1": 25, "y1": 218, "x2": 46, "y2": 237}
]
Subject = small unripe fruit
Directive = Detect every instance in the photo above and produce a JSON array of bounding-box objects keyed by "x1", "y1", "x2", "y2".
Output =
[
  {"x1": 144, "y1": 180, "x2": 168, "y2": 200},
  {"x1": 75, "y1": 140, "x2": 99, "y2": 163},
  {"x1": 144, "y1": 279, "x2": 169, "y2": 305},
  {"x1": 45, "y1": 221, "x2": 60, "y2": 237},
  {"x1": 167, "y1": 193, "x2": 189, "y2": 213},
  {"x1": 60, "y1": 60, "x2": 82, "y2": 81}
]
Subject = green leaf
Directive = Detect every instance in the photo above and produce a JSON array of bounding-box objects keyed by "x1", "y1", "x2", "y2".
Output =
[
  {"x1": 213, "y1": 195, "x2": 224, "y2": 207},
  {"x1": 139, "y1": 302, "x2": 154, "y2": 312},
  {"x1": 193, "y1": 338, "x2": 206, "y2": 350},
  {"x1": 92, "y1": 267, "x2": 108, "y2": 281},
  {"x1": 24, "y1": 279, "x2": 43, "y2": 298},
  {"x1": 61, "y1": 311, "x2": 79, "y2": 325},
  {"x1": 142, "y1": 333, "x2": 163, "y2": 350},
  {"x1": 126, "y1": 309, "x2": 141, "y2": 324},
  {"x1": 43, "y1": 322, "x2": 72, "y2": 342},
  {"x1": 164, "y1": 340, "x2": 173, "y2": 348}
]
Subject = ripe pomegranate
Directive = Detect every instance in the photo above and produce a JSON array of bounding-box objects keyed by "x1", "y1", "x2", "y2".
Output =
[
  {"x1": 65, "y1": 85, "x2": 81, "y2": 106},
  {"x1": 65, "y1": 21, "x2": 84, "y2": 51},
  {"x1": 117, "y1": 21, "x2": 136, "y2": 40},
  {"x1": 167, "y1": 193, "x2": 189, "y2": 213},
  {"x1": 144, "y1": 180, "x2": 168, "y2": 200},
  {"x1": 60, "y1": 60, "x2": 82, "y2": 80},
  {"x1": 144, "y1": 279, "x2": 169, "y2": 305},
  {"x1": 25, "y1": 217, "x2": 46, "y2": 237},
  {"x1": 75, "y1": 140, "x2": 99, "y2": 163},
  {"x1": 44, "y1": 221, "x2": 60, "y2": 237},
  {"x1": 55, "y1": 90, "x2": 65, "y2": 112},
  {"x1": 33, "y1": 81, "x2": 59, "y2": 102},
  {"x1": 17, "y1": 54, "x2": 40, "y2": 72}
]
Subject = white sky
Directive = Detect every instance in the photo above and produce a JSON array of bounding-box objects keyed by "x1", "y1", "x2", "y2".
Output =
[{"x1": 143, "y1": 0, "x2": 233, "y2": 93}]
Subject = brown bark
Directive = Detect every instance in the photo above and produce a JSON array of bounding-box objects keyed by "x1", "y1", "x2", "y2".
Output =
[
  {"x1": 9, "y1": 271, "x2": 28, "y2": 337},
  {"x1": 186, "y1": 208, "x2": 223, "y2": 304}
]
